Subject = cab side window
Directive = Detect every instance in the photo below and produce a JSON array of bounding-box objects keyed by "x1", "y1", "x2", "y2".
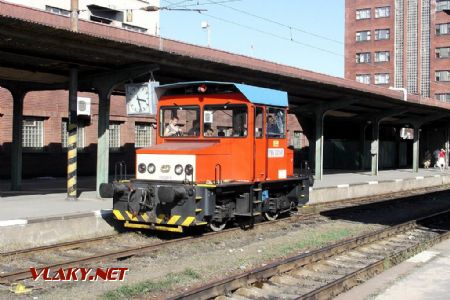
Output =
[
  {"x1": 255, "y1": 107, "x2": 264, "y2": 138},
  {"x1": 266, "y1": 107, "x2": 285, "y2": 138}
]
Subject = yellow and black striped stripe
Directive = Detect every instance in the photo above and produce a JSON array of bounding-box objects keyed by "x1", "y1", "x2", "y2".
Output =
[
  {"x1": 67, "y1": 122, "x2": 77, "y2": 200},
  {"x1": 113, "y1": 210, "x2": 199, "y2": 228}
]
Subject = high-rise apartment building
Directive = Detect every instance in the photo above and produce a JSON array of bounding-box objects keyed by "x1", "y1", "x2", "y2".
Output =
[{"x1": 345, "y1": 0, "x2": 450, "y2": 101}]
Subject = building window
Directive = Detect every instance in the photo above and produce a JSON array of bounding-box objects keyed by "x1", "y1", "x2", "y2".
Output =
[
  {"x1": 437, "y1": 0, "x2": 450, "y2": 11},
  {"x1": 374, "y1": 51, "x2": 390, "y2": 62},
  {"x1": 374, "y1": 73, "x2": 390, "y2": 85},
  {"x1": 356, "y1": 74, "x2": 371, "y2": 84},
  {"x1": 436, "y1": 47, "x2": 450, "y2": 58},
  {"x1": 436, "y1": 93, "x2": 450, "y2": 102},
  {"x1": 61, "y1": 120, "x2": 85, "y2": 149},
  {"x1": 135, "y1": 123, "x2": 153, "y2": 148},
  {"x1": 375, "y1": 29, "x2": 390, "y2": 40},
  {"x1": 45, "y1": 5, "x2": 70, "y2": 16},
  {"x1": 122, "y1": 23, "x2": 148, "y2": 33},
  {"x1": 356, "y1": 30, "x2": 371, "y2": 42},
  {"x1": 356, "y1": 9, "x2": 371, "y2": 20},
  {"x1": 375, "y1": 6, "x2": 390, "y2": 18},
  {"x1": 436, "y1": 70, "x2": 450, "y2": 81},
  {"x1": 109, "y1": 122, "x2": 121, "y2": 151},
  {"x1": 293, "y1": 131, "x2": 302, "y2": 149},
  {"x1": 22, "y1": 117, "x2": 44, "y2": 150},
  {"x1": 436, "y1": 23, "x2": 450, "y2": 35},
  {"x1": 356, "y1": 52, "x2": 371, "y2": 63}
]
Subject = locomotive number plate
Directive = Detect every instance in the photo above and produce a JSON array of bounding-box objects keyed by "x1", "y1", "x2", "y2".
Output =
[{"x1": 268, "y1": 148, "x2": 284, "y2": 158}]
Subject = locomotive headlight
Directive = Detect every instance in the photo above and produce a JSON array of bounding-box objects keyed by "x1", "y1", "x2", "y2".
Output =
[
  {"x1": 147, "y1": 163, "x2": 156, "y2": 174},
  {"x1": 174, "y1": 164, "x2": 184, "y2": 175},
  {"x1": 138, "y1": 163, "x2": 147, "y2": 173},
  {"x1": 185, "y1": 164, "x2": 194, "y2": 176}
]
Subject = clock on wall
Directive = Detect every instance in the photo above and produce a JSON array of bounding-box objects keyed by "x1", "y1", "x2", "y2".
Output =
[{"x1": 125, "y1": 83, "x2": 158, "y2": 115}]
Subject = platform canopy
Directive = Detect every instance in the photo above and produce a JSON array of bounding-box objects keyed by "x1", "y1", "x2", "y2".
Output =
[{"x1": 0, "y1": 0, "x2": 450, "y2": 125}]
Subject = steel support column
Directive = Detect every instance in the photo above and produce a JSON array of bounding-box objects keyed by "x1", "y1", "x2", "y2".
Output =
[
  {"x1": 96, "y1": 88, "x2": 111, "y2": 196},
  {"x1": 67, "y1": 68, "x2": 78, "y2": 200},
  {"x1": 10, "y1": 89, "x2": 26, "y2": 190},
  {"x1": 314, "y1": 110, "x2": 324, "y2": 180},
  {"x1": 359, "y1": 123, "x2": 367, "y2": 170},
  {"x1": 371, "y1": 121, "x2": 379, "y2": 176},
  {"x1": 87, "y1": 64, "x2": 158, "y2": 196},
  {"x1": 413, "y1": 125, "x2": 420, "y2": 172}
]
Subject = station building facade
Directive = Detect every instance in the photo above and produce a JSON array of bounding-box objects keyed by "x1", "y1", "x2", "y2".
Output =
[{"x1": 345, "y1": 0, "x2": 450, "y2": 101}]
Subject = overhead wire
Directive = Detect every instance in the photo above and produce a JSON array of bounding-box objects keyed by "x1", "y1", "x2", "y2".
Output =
[{"x1": 160, "y1": 0, "x2": 450, "y2": 97}]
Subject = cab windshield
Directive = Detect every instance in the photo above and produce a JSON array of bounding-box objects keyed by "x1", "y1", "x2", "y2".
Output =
[
  {"x1": 160, "y1": 106, "x2": 200, "y2": 137},
  {"x1": 203, "y1": 105, "x2": 248, "y2": 137}
]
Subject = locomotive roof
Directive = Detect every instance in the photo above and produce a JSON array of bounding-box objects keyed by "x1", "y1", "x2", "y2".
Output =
[{"x1": 156, "y1": 81, "x2": 288, "y2": 107}]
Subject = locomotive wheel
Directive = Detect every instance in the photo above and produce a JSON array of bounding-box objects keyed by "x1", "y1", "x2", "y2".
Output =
[
  {"x1": 209, "y1": 221, "x2": 227, "y2": 232},
  {"x1": 263, "y1": 211, "x2": 279, "y2": 221}
]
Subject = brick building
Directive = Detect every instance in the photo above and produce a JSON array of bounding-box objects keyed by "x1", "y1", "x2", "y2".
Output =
[
  {"x1": 345, "y1": 0, "x2": 450, "y2": 100},
  {"x1": 0, "y1": 87, "x2": 307, "y2": 179},
  {"x1": 0, "y1": 88, "x2": 157, "y2": 179}
]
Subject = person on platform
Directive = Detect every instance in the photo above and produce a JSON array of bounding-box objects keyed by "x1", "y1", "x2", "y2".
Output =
[{"x1": 437, "y1": 148, "x2": 446, "y2": 171}]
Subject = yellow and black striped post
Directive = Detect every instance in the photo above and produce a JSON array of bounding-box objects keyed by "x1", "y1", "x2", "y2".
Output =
[
  {"x1": 67, "y1": 68, "x2": 78, "y2": 201},
  {"x1": 67, "y1": 122, "x2": 77, "y2": 200}
]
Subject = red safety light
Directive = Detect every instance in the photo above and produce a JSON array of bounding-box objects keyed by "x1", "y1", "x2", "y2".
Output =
[{"x1": 198, "y1": 84, "x2": 207, "y2": 93}]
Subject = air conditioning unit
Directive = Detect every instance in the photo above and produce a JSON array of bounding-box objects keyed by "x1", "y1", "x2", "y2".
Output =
[
  {"x1": 77, "y1": 97, "x2": 91, "y2": 116},
  {"x1": 204, "y1": 111, "x2": 213, "y2": 123}
]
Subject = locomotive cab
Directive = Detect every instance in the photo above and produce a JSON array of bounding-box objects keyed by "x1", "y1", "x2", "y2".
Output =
[{"x1": 103, "y1": 82, "x2": 310, "y2": 232}]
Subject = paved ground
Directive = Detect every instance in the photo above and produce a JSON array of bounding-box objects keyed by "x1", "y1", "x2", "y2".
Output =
[
  {"x1": 0, "y1": 176, "x2": 111, "y2": 221},
  {"x1": 335, "y1": 238, "x2": 450, "y2": 300},
  {"x1": 0, "y1": 168, "x2": 449, "y2": 221},
  {"x1": 314, "y1": 168, "x2": 450, "y2": 188}
]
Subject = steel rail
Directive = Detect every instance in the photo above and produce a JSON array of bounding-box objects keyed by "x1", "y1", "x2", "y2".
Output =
[
  {"x1": 1, "y1": 184, "x2": 449, "y2": 284},
  {"x1": 0, "y1": 234, "x2": 119, "y2": 257},
  {"x1": 168, "y1": 209, "x2": 450, "y2": 300}
]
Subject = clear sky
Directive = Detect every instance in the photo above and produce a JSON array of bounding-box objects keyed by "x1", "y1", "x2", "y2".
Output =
[{"x1": 159, "y1": 0, "x2": 345, "y2": 78}]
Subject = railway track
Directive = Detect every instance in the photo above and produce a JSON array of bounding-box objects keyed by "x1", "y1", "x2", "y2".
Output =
[
  {"x1": 1, "y1": 184, "x2": 449, "y2": 285},
  {"x1": 169, "y1": 209, "x2": 450, "y2": 300}
]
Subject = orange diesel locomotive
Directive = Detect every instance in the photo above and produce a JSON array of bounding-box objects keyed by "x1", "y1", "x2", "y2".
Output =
[{"x1": 101, "y1": 82, "x2": 310, "y2": 232}]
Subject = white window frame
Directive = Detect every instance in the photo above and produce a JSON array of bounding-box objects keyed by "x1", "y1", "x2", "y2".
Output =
[
  {"x1": 109, "y1": 122, "x2": 122, "y2": 151},
  {"x1": 436, "y1": 93, "x2": 450, "y2": 102},
  {"x1": 437, "y1": 0, "x2": 450, "y2": 12},
  {"x1": 436, "y1": 23, "x2": 450, "y2": 35},
  {"x1": 375, "y1": 29, "x2": 390, "y2": 40},
  {"x1": 436, "y1": 70, "x2": 450, "y2": 81},
  {"x1": 356, "y1": 74, "x2": 371, "y2": 84},
  {"x1": 135, "y1": 122, "x2": 153, "y2": 148},
  {"x1": 356, "y1": 52, "x2": 371, "y2": 63},
  {"x1": 374, "y1": 51, "x2": 390, "y2": 62},
  {"x1": 356, "y1": 8, "x2": 371, "y2": 20},
  {"x1": 22, "y1": 117, "x2": 44, "y2": 151},
  {"x1": 436, "y1": 47, "x2": 450, "y2": 58},
  {"x1": 356, "y1": 30, "x2": 371, "y2": 42},
  {"x1": 375, "y1": 6, "x2": 390, "y2": 18},
  {"x1": 374, "y1": 73, "x2": 390, "y2": 85}
]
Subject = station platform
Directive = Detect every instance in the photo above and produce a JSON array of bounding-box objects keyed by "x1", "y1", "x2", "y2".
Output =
[
  {"x1": 336, "y1": 237, "x2": 450, "y2": 300},
  {"x1": 310, "y1": 168, "x2": 450, "y2": 203},
  {"x1": 1, "y1": 168, "x2": 450, "y2": 249}
]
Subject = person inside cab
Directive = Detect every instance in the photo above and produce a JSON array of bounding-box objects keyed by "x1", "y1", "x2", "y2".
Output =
[
  {"x1": 267, "y1": 115, "x2": 280, "y2": 135},
  {"x1": 164, "y1": 116, "x2": 182, "y2": 136}
]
